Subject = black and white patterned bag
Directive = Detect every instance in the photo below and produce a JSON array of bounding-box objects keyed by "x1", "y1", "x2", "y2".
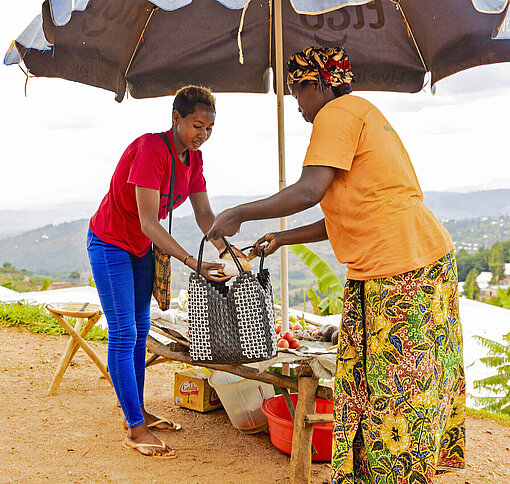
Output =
[{"x1": 188, "y1": 236, "x2": 277, "y2": 364}]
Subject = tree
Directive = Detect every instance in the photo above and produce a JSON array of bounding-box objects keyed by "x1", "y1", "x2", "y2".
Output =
[
  {"x1": 489, "y1": 242, "x2": 505, "y2": 284},
  {"x1": 455, "y1": 246, "x2": 490, "y2": 282},
  {"x1": 463, "y1": 268, "x2": 480, "y2": 300},
  {"x1": 69, "y1": 271, "x2": 80, "y2": 281},
  {"x1": 474, "y1": 247, "x2": 490, "y2": 274},
  {"x1": 488, "y1": 287, "x2": 510, "y2": 309},
  {"x1": 2, "y1": 262, "x2": 12, "y2": 269},
  {"x1": 40, "y1": 278, "x2": 51, "y2": 291},
  {"x1": 472, "y1": 332, "x2": 510, "y2": 414}
]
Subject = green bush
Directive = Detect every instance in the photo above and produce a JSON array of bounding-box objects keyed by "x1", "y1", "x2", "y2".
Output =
[{"x1": 0, "y1": 302, "x2": 107, "y2": 341}]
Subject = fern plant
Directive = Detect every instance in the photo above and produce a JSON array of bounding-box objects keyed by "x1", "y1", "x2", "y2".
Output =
[
  {"x1": 290, "y1": 244, "x2": 343, "y2": 316},
  {"x1": 472, "y1": 332, "x2": 510, "y2": 414}
]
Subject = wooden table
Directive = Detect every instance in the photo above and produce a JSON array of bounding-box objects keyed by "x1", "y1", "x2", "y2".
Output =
[{"x1": 146, "y1": 332, "x2": 334, "y2": 484}]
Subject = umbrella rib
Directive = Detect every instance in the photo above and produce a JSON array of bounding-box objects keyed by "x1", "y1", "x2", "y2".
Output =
[
  {"x1": 393, "y1": 1, "x2": 428, "y2": 73},
  {"x1": 237, "y1": 0, "x2": 253, "y2": 64},
  {"x1": 268, "y1": 0, "x2": 273, "y2": 68},
  {"x1": 123, "y1": 6, "x2": 157, "y2": 80}
]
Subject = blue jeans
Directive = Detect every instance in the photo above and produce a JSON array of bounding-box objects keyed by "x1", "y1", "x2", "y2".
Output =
[{"x1": 87, "y1": 229, "x2": 153, "y2": 428}]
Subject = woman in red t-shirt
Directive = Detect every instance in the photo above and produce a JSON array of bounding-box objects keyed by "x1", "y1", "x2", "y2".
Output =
[{"x1": 88, "y1": 86, "x2": 239, "y2": 458}]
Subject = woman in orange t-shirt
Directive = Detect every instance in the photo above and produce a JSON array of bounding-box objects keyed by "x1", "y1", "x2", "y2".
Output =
[{"x1": 208, "y1": 46, "x2": 465, "y2": 483}]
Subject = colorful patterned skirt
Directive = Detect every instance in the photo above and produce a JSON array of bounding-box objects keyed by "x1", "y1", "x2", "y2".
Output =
[{"x1": 332, "y1": 252, "x2": 465, "y2": 484}]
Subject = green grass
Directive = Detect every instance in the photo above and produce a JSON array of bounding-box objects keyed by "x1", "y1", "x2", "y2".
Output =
[
  {"x1": 467, "y1": 407, "x2": 510, "y2": 427},
  {"x1": 0, "y1": 302, "x2": 108, "y2": 342}
]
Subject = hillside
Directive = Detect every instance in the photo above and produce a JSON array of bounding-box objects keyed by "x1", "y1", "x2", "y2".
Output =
[
  {"x1": 0, "y1": 202, "x2": 98, "y2": 239},
  {"x1": 0, "y1": 207, "x2": 344, "y2": 296},
  {"x1": 1, "y1": 189, "x2": 509, "y2": 239},
  {"x1": 1, "y1": 189, "x2": 509, "y2": 294},
  {"x1": 423, "y1": 189, "x2": 510, "y2": 220}
]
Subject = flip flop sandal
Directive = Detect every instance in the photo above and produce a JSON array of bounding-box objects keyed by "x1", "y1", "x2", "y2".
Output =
[
  {"x1": 122, "y1": 439, "x2": 177, "y2": 458},
  {"x1": 147, "y1": 418, "x2": 182, "y2": 431}
]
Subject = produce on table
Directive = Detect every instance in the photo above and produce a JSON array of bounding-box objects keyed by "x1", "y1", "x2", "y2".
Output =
[
  {"x1": 277, "y1": 338, "x2": 290, "y2": 348},
  {"x1": 289, "y1": 339, "x2": 300, "y2": 349},
  {"x1": 274, "y1": 314, "x2": 341, "y2": 345},
  {"x1": 282, "y1": 332, "x2": 294, "y2": 343},
  {"x1": 321, "y1": 324, "x2": 338, "y2": 342},
  {"x1": 331, "y1": 330, "x2": 339, "y2": 346},
  {"x1": 277, "y1": 330, "x2": 300, "y2": 350}
]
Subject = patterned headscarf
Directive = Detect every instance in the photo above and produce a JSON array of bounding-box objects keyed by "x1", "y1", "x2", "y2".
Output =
[{"x1": 287, "y1": 46, "x2": 354, "y2": 89}]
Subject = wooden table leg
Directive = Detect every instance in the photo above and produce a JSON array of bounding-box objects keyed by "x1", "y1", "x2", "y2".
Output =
[
  {"x1": 51, "y1": 312, "x2": 112, "y2": 385},
  {"x1": 290, "y1": 375, "x2": 319, "y2": 484}
]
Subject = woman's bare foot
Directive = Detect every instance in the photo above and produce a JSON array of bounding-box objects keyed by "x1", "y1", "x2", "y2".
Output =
[
  {"x1": 123, "y1": 407, "x2": 182, "y2": 431},
  {"x1": 123, "y1": 423, "x2": 176, "y2": 457}
]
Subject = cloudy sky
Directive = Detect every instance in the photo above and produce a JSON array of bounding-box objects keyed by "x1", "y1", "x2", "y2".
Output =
[{"x1": 1, "y1": 1, "x2": 510, "y2": 210}]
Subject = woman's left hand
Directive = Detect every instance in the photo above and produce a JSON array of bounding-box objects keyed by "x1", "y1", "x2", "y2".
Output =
[{"x1": 207, "y1": 208, "x2": 242, "y2": 240}]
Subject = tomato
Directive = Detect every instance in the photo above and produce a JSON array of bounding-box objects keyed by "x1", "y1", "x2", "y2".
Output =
[
  {"x1": 275, "y1": 324, "x2": 282, "y2": 334},
  {"x1": 292, "y1": 329, "x2": 303, "y2": 339},
  {"x1": 282, "y1": 332, "x2": 294, "y2": 342},
  {"x1": 289, "y1": 339, "x2": 300, "y2": 349},
  {"x1": 291, "y1": 323, "x2": 303, "y2": 331},
  {"x1": 277, "y1": 338, "x2": 289, "y2": 348}
]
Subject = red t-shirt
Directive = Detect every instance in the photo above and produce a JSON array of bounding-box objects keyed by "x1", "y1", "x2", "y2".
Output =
[{"x1": 89, "y1": 129, "x2": 207, "y2": 256}]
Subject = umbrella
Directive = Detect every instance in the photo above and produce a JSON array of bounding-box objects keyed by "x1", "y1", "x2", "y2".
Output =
[
  {"x1": 5, "y1": 0, "x2": 510, "y2": 99},
  {"x1": 4, "y1": 0, "x2": 510, "y2": 332}
]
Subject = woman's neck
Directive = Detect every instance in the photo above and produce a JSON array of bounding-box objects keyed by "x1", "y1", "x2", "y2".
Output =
[{"x1": 171, "y1": 127, "x2": 189, "y2": 163}]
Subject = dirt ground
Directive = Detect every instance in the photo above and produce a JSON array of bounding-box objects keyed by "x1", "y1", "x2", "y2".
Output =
[{"x1": 1, "y1": 327, "x2": 509, "y2": 484}]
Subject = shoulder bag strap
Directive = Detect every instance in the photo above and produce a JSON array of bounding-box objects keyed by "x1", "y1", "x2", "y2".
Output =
[{"x1": 157, "y1": 132, "x2": 176, "y2": 234}]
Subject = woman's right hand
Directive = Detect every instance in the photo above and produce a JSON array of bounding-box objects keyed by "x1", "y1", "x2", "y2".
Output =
[
  {"x1": 253, "y1": 232, "x2": 283, "y2": 257},
  {"x1": 187, "y1": 258, "x2": 231, "y2": 282}
]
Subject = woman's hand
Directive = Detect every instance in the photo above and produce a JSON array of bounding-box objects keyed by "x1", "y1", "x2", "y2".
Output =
[
  {"x1": 187, "y1": 258, "x2": 231, "y2": 282},
  {"x1": 207, "y1": 208, "x2": 242, "y2": 240},
  {"x1": 253, "y1": 232, "x2": 283, "y2": 256}
]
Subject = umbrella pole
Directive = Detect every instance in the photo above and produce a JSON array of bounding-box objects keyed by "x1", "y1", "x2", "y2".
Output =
[{"x1": 274, "y1": 0, "x2": 290, "y2": 360}]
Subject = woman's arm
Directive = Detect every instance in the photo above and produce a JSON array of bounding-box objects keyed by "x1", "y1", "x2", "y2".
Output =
[
  {"x1": 190, "y1": 192, "x2": 249, "y2": 260},
  {"x1": 207, "y1": 165, "x2": 336, "y2": 240},
  {"x1": 189, "y1": 192, "x2": 224, "y2": 252},
  {"x1": 253, "y1": 219, "x2": 328, "y2": 256},
  {"x1": 135, "y1": 186, "x2": 228, "y2": 281}
]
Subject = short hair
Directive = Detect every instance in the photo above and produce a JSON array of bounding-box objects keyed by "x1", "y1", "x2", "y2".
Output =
[{"x1": 173, "y1": 85, "x2": 216, "y2": 118}]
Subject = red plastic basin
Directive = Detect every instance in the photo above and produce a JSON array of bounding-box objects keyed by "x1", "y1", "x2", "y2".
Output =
[{"x1": 261, "y1": 393, "x2": 334, "y2": 462}]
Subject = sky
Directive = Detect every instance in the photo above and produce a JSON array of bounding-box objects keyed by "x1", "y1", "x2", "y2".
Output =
[{"x1": 1, "y1": 2, "x2": 510, "y2": 210}]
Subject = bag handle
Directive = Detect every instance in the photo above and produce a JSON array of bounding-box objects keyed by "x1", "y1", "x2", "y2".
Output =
[
  {"x1": 240, "y1": 245, "x2": 266, "y2": 273},
  {"x1": 196, "y1": 238, "x2": 266, "y2": 276},
  {"x1": 196, "y1": 235, "x2": 245, "y2": 276},
  {"x1": 157, "y1": 132, "x2": 176, "y2": 234}
]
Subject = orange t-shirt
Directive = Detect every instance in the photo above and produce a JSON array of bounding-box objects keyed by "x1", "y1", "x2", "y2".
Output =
[{"x1": 303, "y1": 95, "x2": 454, "y2": 280}]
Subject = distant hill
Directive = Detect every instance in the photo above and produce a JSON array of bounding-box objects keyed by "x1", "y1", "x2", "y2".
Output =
[
  {"x1": 423, "y1": 189, "x2": 510, "y2": 220},
  {"x1": 0, "y1": 220, "x2": 90, "y2": 275},
  {"x1": 0, "y1": 202, "x2": 97, "y2": 239},
  {"x1": 1, "y1": 190, "x2": 509, "y2": 240},
  {"x1": 0, "y1": 206, "x2": 345, "y2": 294},
  {"x1": 1, "y1": 190, "x2": 509, "y2": 288}
]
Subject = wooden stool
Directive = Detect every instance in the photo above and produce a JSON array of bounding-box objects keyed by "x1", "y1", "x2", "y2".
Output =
[{"x1": 46, "y1": 302, "x2": 112, "y2": 395}]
